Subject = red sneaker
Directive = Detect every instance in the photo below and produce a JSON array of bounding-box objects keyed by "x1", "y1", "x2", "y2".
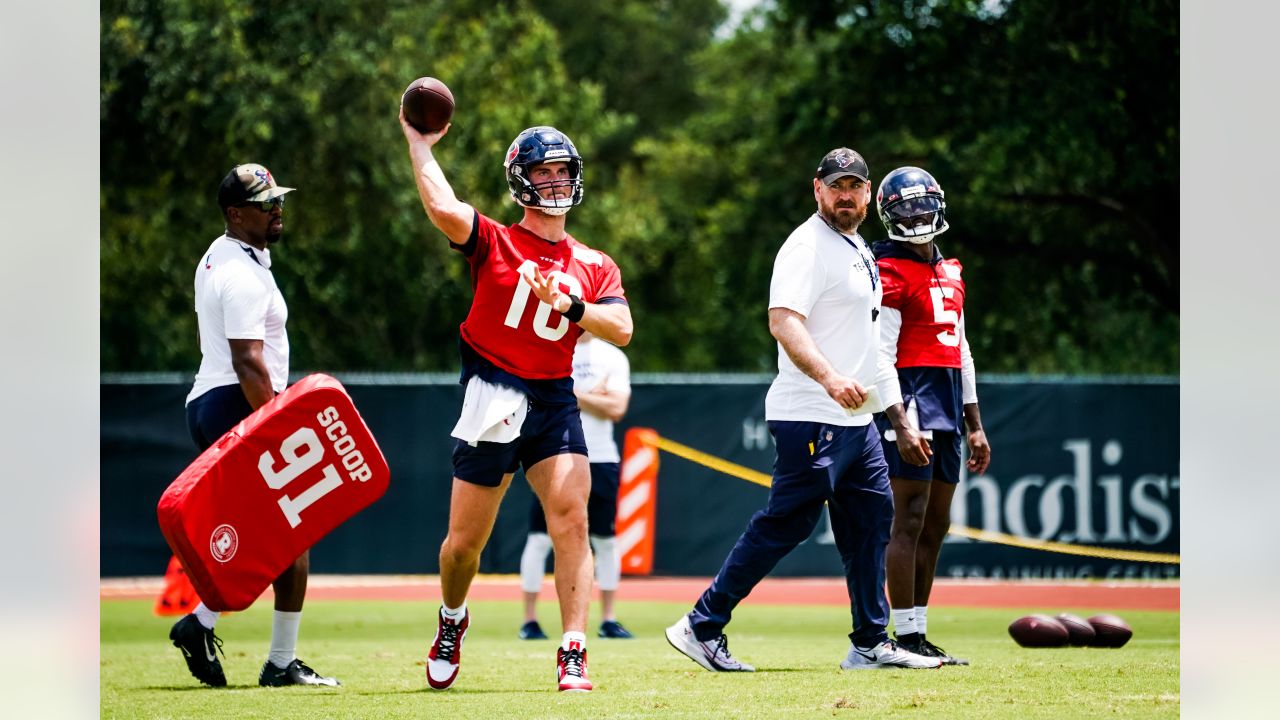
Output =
[
  {"x1": 426, "y1": 608, "x2": 469, "y2": 689},
  {"x1": 557, "y1": 639, "x2": 593, "y2": 692}
]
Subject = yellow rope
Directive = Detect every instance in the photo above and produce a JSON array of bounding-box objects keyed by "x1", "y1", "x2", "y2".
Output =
[
  {"x1": 652, "y1": 436, "x2": 773, "y2": 487},
  {"x1": 645, "y1": 434, "x2": 1181, "y2": 565},
  {"x1": 945, "y1": 525, "x2": 1180, "y2": 563}
]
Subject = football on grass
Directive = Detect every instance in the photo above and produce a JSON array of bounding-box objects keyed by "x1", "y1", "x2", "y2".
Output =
[
  {"x1": 1008, "y1": 614, "x2": 1069, "y2": 647},
  {"x1": 1055, "y1": 613, "x2": 1097, "y2": 646},
  {"x1": 401, "y1": 77, "x2": 454, "y2": 133},
  {"x1": 1087, "y1": 614, "x2": 1133, "y2": 648}
]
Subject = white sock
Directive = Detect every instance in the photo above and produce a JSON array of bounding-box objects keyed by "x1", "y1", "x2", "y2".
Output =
[
  {"x1": 268, "y1": 610, "x2": 302, "y2": 669},
  {"x1": 441, "y1": 602, "x2": 467, "y2": 622},
  {"x1": 520, "y1": 532, "x2": 553, "y2": 593},
  {"x1": 915, "y1": 606, "x2": 928, "y2": 636},
  {"x1": 589, "y1": 534, "x2": 621, "y2": 591},
  {"x1": 193, "y1": 602, "x2": 219, "y2": 630},
  {"x1": 892, "y1": 607, "x2": 917, "y2": 637},
  {"x1": 562, "y1": 631, "x2": 587, "y2": 651}
]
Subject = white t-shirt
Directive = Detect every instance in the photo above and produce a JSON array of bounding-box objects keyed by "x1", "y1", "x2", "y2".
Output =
[
  {"x1": 765, "y1": 214, "x2": 902, "y2": 426},
  {"x1": 571, "y1": 337, "x2": 631, "y2": 463},
  {"x1": 187, "y1": 235, "x2": 290, "y2": 404}
]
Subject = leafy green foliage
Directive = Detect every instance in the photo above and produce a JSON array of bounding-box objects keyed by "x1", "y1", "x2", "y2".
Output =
[
  {"x1": 101, "y1": 0, "x2": 627, "y2": 372},
  {"x1": 101, "y1": 0, "x2": 1178, "y2": 374}
]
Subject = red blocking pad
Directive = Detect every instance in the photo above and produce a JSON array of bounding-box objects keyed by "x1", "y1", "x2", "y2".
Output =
[{"x1": 158, "y1": 374, "x2": 390, "y2": 611}]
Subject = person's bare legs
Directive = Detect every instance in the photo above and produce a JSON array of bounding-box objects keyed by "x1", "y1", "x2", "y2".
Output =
[
  {"x1": 885, "y1": 478, "x2": 930, "y2": 611},
  {"x1": 523, "y1": 591, "x2": 540, "y2": 622},
  {"x1": 912, "y1": 480, "x2": 967, "y2": 664},
  {"x1": 526, "y1": 453, "x2": 592, "y2": 634},
  {"x1": 601, "y1": 589, "x2": 616, "y2": 622},
  {"x1": 272, "y1": 550, "x2": 308, "y2": 611},
  {"x1": 440, "y1": 473, "x2": 514, "y2": 608},
  {"x1": 914, "y1": 480, "x2": 957, "y2": 605}
]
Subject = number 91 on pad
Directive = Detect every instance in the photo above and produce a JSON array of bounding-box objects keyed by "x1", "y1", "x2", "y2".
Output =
[{"x1": 256, "y1": 406, "x2": 374, "y2": 529}]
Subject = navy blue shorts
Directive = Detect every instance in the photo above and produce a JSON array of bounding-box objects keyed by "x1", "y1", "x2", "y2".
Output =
[
  {"x1": 528, "y1": 462, "x2": 620, "y2": 536},
  {"x1": 186, "y1": 384, "x2": 254, "y2": 451},
  {"x1": 452, "y1": 400, "x2": 588, "y2": 487},
  {"x1": 875, "y1": 415, "x2": 962, "y2": 484}
]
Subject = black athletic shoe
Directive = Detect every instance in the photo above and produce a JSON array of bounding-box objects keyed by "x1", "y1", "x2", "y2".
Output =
[
  {"x1": 894, "y1": 632, "x2": 925, "y2": 654},
  {"x1": 518, "y1": 620, "x2": 548, "y2": 640},
  {"x1": 598, "y1": 620, "x2": 634, "y2": 639},
  {"x1": 920, "y1": 636, "x2": 970, "y2": 666},
  {"x1": 259, "y1": 658, "x2": 341, "y2": 687},
  {"x1": 169, "y1": 614, "x2": 226, "y2": 687}
]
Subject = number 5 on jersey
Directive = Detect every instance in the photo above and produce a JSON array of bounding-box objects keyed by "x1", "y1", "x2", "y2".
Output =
[
  {"x1": 504, "y1": 259, "x2": 584, "y2": 341},
  {"x1": 929, "y1": 286, "x2": 959, "y2": 347}
]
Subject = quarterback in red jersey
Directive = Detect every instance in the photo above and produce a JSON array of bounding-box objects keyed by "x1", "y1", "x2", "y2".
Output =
[
  {"x1": 872, "y1": 167, "x2": 991, "y2": 667},
  {"x1": 400, "y1": 109, "x2": 632, "y2": 693}
]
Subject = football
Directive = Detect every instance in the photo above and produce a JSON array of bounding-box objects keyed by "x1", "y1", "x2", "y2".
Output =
[
  {"x1": 1055, "y1": 613, "x2": 1097, "y2": 646},
  {"x1": 1086, "y1": 614, "x2": 1133, "y2": 648},
  {"x1": 401, "y1": 77, "x2": 455, "y2": 133},
  {"x1": 1008, "y1": 614, "x2": 1070, "y2": 648}
]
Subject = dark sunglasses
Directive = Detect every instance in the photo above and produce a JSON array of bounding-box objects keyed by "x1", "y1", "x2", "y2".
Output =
[{"x1": 236, "y1": 195, "x2": 285, "y2": 212}]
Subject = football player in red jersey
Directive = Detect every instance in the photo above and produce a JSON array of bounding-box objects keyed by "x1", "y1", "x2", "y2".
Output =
[
  {"x1": 872, "y1": 167, "x2": 992, "y2": 666},
  {"x1": 400, "y1": 110, "x2": 632, "y2": 693}
]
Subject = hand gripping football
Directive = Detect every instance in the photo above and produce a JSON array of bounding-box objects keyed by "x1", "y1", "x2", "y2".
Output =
[{"x1": 401, "y1": 77, "x2": 455, "y2": 133}]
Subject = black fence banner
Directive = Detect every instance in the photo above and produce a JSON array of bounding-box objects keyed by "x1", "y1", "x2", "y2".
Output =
[{"x1": 101, "y1": 377, "x2": 1177, "y2": 579}]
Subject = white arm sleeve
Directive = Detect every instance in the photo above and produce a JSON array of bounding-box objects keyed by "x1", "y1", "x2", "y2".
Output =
[
  {"x1": 876, "y1": 307, "x2": 904, "y2": 409},
  {"x1": 959, "y1": 312, "x2": 978, "y2": 404}
]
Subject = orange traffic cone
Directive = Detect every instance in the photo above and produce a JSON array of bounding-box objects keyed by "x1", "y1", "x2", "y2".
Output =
[{"x1": 154, "y1": 555, "x2": 200, "y2": 616}]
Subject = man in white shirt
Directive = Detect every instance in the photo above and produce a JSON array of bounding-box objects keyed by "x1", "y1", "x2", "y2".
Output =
[
  {"x1": 665, "y1": 148, "x2": 941, "y2": 672},
  {"x1": 169, "y1": 163, "x2": 339, "y2": 689},
  {"x1": 518, "y1": 333, "x2": 634, "y2": 640}
]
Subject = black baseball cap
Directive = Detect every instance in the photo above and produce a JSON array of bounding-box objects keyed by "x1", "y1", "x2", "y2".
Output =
[
  {"x1": 217, "y1": 163, "x2": 294, "y2": 210},
  {"x1": 815, "y1": 148, "x2": 870, "y2": 185}
]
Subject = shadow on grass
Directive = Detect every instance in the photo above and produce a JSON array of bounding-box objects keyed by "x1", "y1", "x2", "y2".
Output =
[
  {"x1": 140, "y1": 683, "x2": 345, "y2": 691},
  {"x1": 333, "y1": 687, "x2": 589, "y2": 696}
]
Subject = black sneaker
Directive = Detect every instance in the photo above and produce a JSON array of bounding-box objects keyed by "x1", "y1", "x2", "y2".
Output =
[
  {"x1": 518, "y1": 620, "x2": 548, "y2": 640},
  {"x1": 169, "y1": 614, "x2": 226, "y2": 687},
  {"x1": 598, "y1": 620, "x2": 634, "y2": 639},
  {"x1": 919, "y1": 636, "x2": 970, "y2": 666},
  {"x1": 259, "y1": 658, "x2": 341, "y2": 687},
  {"x1": 893, "y1": 632, "x2": 925, "y2": 654}
]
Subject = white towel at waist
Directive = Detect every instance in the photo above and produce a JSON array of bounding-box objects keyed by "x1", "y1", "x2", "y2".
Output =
[
  {"x1": 450, "y1": 376, "x2": 529, "y2": 446},
  {"x1": 879, "y1": 396, "x2": 934, "y2": 441}
]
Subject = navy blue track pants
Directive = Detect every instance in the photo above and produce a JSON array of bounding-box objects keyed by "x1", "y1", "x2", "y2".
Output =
[{"x1": 688, "y1": 420, "x2": 893, "y2": 646}]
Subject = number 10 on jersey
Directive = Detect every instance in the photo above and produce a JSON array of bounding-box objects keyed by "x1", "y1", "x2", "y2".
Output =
[{"x1": 504, "y1": 259, "x2": 583, "y2": 341}]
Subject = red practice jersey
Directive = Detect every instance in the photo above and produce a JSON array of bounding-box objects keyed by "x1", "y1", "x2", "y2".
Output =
[
  {"x1": 456, "y1": 212, "x2": 626, "y2": 380},
  {"x1": 878, "y1": 254, "x2": 966, "y2": 368}
]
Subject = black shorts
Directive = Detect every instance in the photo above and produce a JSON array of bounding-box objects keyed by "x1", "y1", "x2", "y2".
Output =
[
  {"x1": 186, "y1": 384, "x2": 253, "y2": 451},
  {"x1": 451, "y1": 400, "x2": 588, "y2": 487},
  {"x1": 875, "y1": 415, "x2": 963, "y2": 484},
  {"x1": 528, "y1": 462, "x2": 620, "y2": 537}
]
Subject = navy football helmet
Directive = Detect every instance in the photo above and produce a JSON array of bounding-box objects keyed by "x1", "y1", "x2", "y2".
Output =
[
  {"x1": 503, "y1": 126, "x2": 584, "y2": 215},
  {"x1": 876, "y1": 166, "x2": 949, "y2": 244}
]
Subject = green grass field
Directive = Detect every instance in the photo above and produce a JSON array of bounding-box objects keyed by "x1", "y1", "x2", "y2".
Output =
[{"x1": 101, "y1": 599, "x2": 1178, "y2": 719}]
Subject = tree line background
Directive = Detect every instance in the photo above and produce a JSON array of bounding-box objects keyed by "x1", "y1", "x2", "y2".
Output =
[{"x1": 101, "y1": 0, "x2": 1178, "y2": 375}]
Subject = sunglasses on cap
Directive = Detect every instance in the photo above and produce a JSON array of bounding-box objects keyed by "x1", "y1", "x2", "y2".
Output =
[{"x1": 236, "y1": 195, "x2": 285, "y2": 212}]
